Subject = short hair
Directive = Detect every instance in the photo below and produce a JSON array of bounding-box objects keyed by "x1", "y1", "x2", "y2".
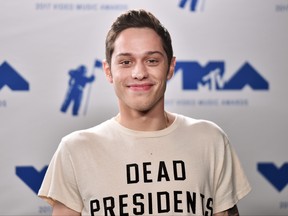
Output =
[{"x1": 105, "y1": 9, "x2": 173, "y2": 66}]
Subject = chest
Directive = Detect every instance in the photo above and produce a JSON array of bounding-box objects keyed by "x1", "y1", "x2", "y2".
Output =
[{"x1": 72, "y1": 138, "x2": 217, "y2": 215}]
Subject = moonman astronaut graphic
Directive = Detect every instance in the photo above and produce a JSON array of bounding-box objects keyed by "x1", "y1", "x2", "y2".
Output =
[{"x1": 60, "y1": 65, "x2": 95, "y2": 116}]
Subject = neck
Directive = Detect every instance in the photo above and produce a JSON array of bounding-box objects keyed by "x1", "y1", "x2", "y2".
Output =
[{"x1": 115, "y1": 110, "x2": 171, "y2": 131}]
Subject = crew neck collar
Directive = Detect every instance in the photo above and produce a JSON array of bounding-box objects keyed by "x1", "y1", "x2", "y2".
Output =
[{"x1": 110, "y1": 113, "x2": 180, "y2": 137}]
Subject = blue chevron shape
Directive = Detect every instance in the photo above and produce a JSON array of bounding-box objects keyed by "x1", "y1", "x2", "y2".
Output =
[
  {"x1": 16, "y1": 166, "x2": 48, "y2": 194},
  {"x1": 258, "y1": 162, "x2": 288, "y2": 192},
  {"x1": 0, "y1": 61, "x2": 29, "y2": 91}
]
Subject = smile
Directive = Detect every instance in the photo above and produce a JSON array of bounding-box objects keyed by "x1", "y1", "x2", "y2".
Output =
[{"x1": 128, "y1": 83, "x2": 153, "y2": 91}]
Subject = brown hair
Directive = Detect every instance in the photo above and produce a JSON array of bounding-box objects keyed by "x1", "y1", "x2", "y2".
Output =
[{"x1": 105, "y1": 9, "x2": 173, "y2": 66}]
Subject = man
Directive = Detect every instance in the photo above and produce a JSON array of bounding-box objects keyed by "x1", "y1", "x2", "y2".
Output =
[{"x1": 39, "y1": 9, "x2": 251, "y2": 216}]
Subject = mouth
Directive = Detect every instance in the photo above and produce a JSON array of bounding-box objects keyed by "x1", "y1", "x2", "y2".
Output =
[{"x1": 128, "y1": 83, "x2": 154, "y2": 91}]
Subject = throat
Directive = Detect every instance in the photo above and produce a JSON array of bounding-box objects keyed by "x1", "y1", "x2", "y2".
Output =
[{"x1": 115, "y1": 111, "x2": 171, "y2": 131}]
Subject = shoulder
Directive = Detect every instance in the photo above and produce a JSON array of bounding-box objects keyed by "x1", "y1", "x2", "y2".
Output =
[
  {"x1": 174, "y1": 114, "x2": 229, "y2": 149},
  {"x1": 60, "y1": 118, "x2": 114, "y2": 149},
  {"x1": 178, "y1": 114, "x2": 226, "y2": 135}
]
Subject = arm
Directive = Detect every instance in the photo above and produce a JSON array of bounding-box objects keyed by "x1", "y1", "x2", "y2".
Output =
[
  {"x1": 214, "y1": 205, "x2": 239, "y2": 216},
  {"x1": 52, "y1": 201, "x2": 81, "y2": 216},
  {"x1": 87, "y1": 75, "x2": 95, "y2": 83}
]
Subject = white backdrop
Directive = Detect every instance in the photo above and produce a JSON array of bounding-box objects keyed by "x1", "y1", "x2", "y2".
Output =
[{"x1": 0, "y1": 0, "x2": 287, "y2": 215}]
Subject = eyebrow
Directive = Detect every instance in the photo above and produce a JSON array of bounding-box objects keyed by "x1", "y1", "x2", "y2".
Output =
[{"x1": 115, "y1": 51, "x2": 165, "y2": 58}]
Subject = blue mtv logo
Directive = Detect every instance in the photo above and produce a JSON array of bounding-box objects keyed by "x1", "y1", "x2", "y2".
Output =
[
  {"x1": 258, "y1": 162, "x2": 288, "y2": 192},
  {"x1": 178, "y1": 0, "x2": 206, "y2": 12},
  {"x1": 16, "y1": 166, "x2": 48, "y2": 194},
  {"x1": 0, "y1": 61, "x2": 29, "y2": 91},
  {"x1": 174, "y1": 61, "x2": 269, "y2": 91},
  {"x1": 60, "y1": 60, "x2": 102, "y2": 116}
]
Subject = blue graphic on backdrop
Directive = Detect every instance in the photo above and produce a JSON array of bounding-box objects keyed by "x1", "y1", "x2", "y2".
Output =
[
  {"x1": 16, "y1": 166, "x2": 48, "y2": 194},
  {"x1": 60, "y1": 60, "x2": 102, "y2": 116},
  {"x1": 174, "y1": 61, "x2": 269, "y2": 91},
  {"x1": 258, "y1": 162, "x2": 288, "y2": 192},
  {"x1": 0, "y1": 61, "x2": 29, "y2": 91},
  {"x1": 179, "y1": 0, "x2": 206, "y2": 12}
]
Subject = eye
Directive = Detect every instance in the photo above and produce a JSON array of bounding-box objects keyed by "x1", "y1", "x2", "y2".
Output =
[
  {"x1": 120, "y1": 60, "x2": 131, "y2": 65},
  {"x1": 147, "y1": 59, "x2": 159, "y2": 65},
  {"x1": 119, "y1": 60, "x2": 132, "y2": 67}
]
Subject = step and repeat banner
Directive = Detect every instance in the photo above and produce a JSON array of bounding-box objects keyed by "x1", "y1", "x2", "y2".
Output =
[{"x1": 1, "y1": 0, "x2": 287, "y2": 215}]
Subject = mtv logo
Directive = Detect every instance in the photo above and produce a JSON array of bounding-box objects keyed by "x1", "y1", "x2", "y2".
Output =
[
  {"x1": 0, "y1": 61, "x2": 29, "y2": 91},
  {"x1": 258, "y1": 162, "x2": 288, "y2": 192},
  {"x1": 174, "y1": 61, "x2": 269, "y2": 91},
  {"x1": 16, "y1": 166, "x2": 48, "y2": 194},
  {"x1": 179, "y1": 0, "x2": 205, "y2": 12}
]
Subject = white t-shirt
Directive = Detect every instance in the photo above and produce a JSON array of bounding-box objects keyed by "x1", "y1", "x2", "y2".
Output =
[{"x1": 38, "y1": 114, "x2": 251, "y2": 215}]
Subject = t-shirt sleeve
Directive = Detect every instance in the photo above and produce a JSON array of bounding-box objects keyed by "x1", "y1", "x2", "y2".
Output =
[
  {"x1": 38, "y1": 140, "x2": 83, "y2": 213},
  {"x1": 213, "y1": 135, "x2": 251, "y2": 213}
]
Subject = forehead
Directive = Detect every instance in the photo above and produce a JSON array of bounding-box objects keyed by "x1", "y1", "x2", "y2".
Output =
[{"x1": 113, "y1": 27, "x2": 165, "y2": 57}]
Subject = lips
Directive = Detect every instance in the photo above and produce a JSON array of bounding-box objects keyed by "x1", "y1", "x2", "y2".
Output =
[{"x1": 128, "y1": 83, "x2": 154, "y2": 91}]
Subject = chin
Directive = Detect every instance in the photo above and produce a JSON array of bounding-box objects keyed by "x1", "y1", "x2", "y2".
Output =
[{"x1": 127, "y1": 103, "x2": 152, "y2": 112}]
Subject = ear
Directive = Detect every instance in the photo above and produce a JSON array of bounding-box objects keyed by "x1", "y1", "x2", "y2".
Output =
[
  {"x1": 167, "y1": 57, "x2": 176, "y2": 80},
  {"x1": 102, "y1": 60, "x2": 113, "y2": 83}
]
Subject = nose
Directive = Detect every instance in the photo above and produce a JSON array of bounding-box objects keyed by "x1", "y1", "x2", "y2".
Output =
[{"x1": 131, "y1": 63, "x2": 148, "y2": 80}]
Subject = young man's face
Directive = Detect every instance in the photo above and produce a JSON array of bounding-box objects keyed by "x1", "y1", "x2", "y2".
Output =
[{"x1": 104, "y1": 27, "x2": 175, "y2": 113}]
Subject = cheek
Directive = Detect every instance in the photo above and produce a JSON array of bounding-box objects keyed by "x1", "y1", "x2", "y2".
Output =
[
  {"x1": 112, "y1": 74, "x2": 126, "y2": 91},
  {"x1": 112, "y1": 68, "x2": 131, "y2": 83},
  {"x1": 111, "y1": 73, "x2": 123, "y2": 85}
]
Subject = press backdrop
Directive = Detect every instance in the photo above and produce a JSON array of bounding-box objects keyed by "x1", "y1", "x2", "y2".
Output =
[{"x1": 0, "y1": 0, "x2": 287, "y2": 215}]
